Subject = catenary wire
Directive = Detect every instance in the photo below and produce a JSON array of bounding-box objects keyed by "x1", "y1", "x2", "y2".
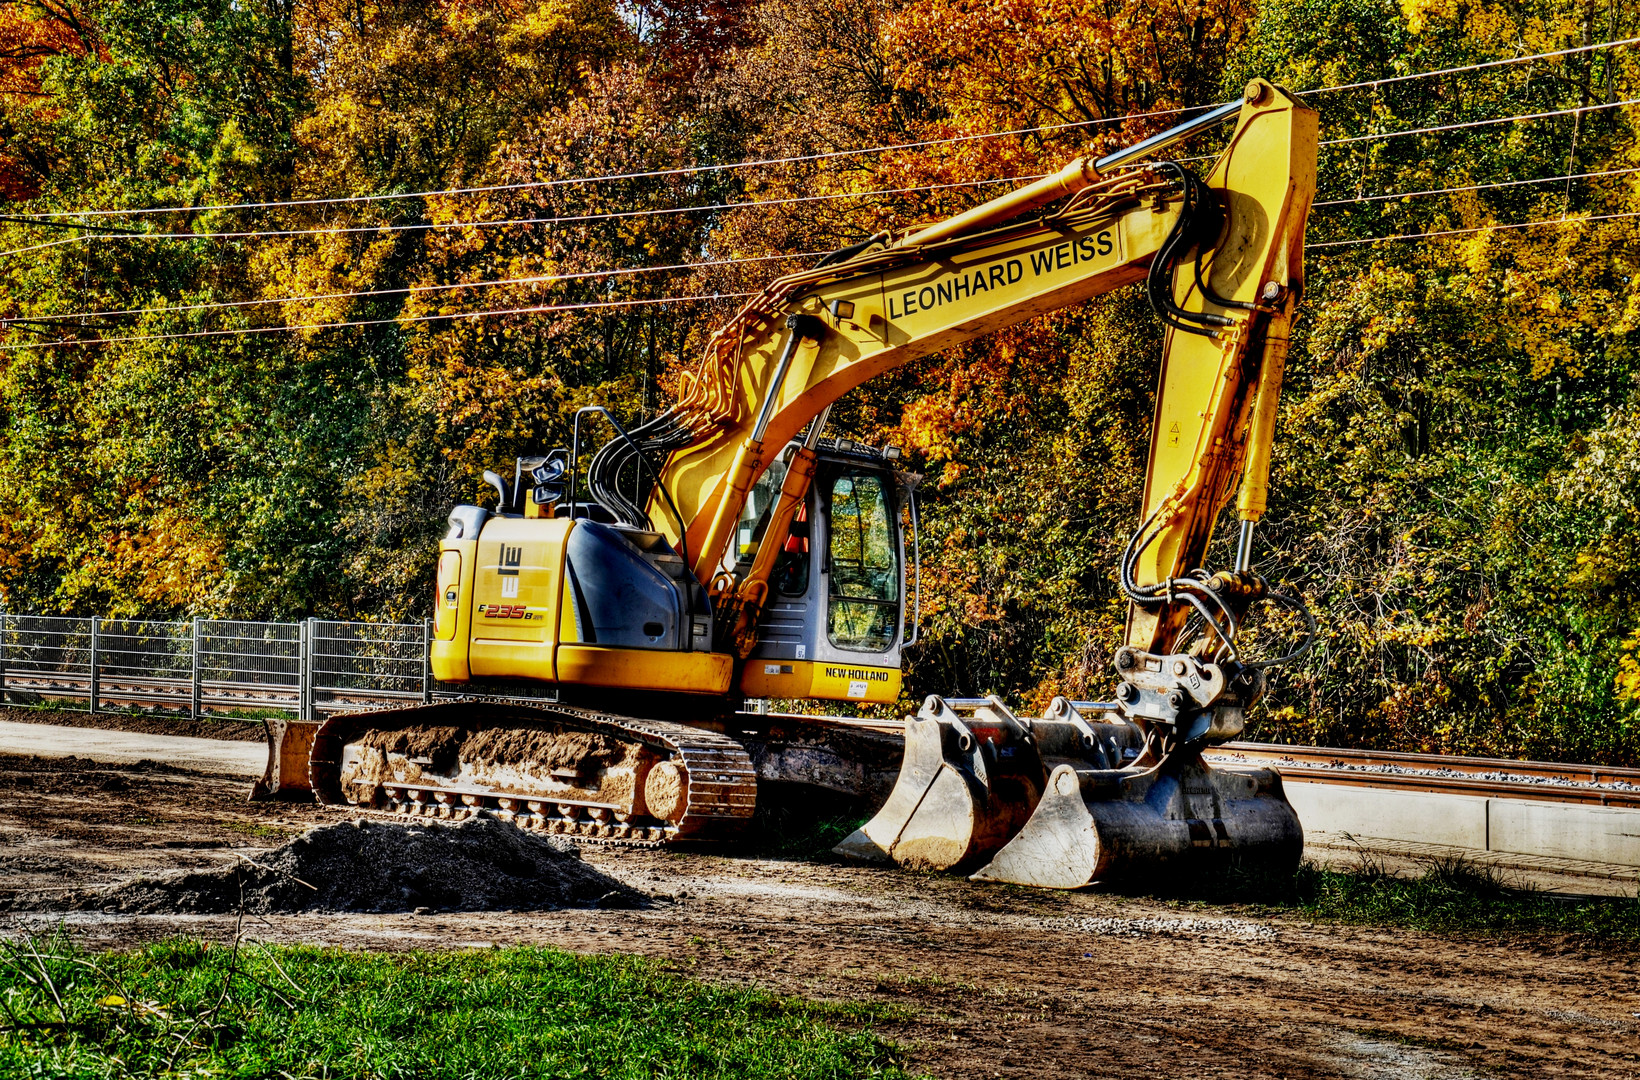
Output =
[
  {"x1": 14, "y1": 92, "x2": 1639, "y2": 258},
  {"x1": 1173, "y1": 96, "x2": 1640, "y2": 164},
  {"x1": 19, "y1": 165, "x2": 1640, "y2": 325},
  {"x1": 11, "y1": 250, "x2": 827, "y2": 325},
  {"x1": 8, "y1": 205, "x2": 1638, "y2": 347},
  {"x1": 1321, "y1": 95, "x2": 1640, "y2": 146},
  {"x1": 8, "y1": 37, "x2": 1639, "y2": 223},
  {"x1": 1296, "y1": 36, "x2": 1640, "y2": 95},
  {"x1": 0, "y1": 292, "x2": 756, "y2": 352},
  {"x1": 0, "y1": 174, "x2": 1033, "y2": 259},
  {"x1": 1312, "y1": 209, "x2": 1640, "y2": 247},
  {"x1": 0, "y1": 112, "x2": 1199, "y2": 222},
  {"x1": 1314, "y1": 165, "x2": 1640, "y2": 206}
]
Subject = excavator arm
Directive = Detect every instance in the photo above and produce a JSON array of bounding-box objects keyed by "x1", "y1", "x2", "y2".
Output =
[{"x1": 601, "y1": 82, "x2": 1316, "y2": 674}]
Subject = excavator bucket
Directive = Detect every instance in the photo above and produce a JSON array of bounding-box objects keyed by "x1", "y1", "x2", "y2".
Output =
[
  {"x1": 970, "y1": 756, "x2": 1303, "y2": 889},
  {"x1": 250, "y1": 717, "x2": 321, "y2": 801},
  {"x1": 833, "y1": 696, "x2": 1046, "y2": 871}
]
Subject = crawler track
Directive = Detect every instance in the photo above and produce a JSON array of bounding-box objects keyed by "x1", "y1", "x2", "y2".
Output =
[{"x1": 308, "y1": 700, "x2": 758, "y2": 845}]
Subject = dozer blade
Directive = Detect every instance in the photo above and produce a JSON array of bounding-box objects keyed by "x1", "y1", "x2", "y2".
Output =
[
  {"x1": 834, "y1": 695, "x2": 1074, "y2": 872},
  {"x1": 971, "y1": 756, "x2": 1303, "y2": 888},
  {"x1": 249, "y1": 717, "x2": 321, "y2": 801}
]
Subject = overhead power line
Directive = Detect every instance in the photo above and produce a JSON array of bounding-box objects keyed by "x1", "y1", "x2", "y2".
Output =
[
  {"x1": 0, "y1": 114, "x2": 1195, "y2": 223},
  {"x1": 0, "y1": 175, "x2": 1032, "y2": 260},
  {"x1": 1320, "y1": 96, "x2": 1640, "y2": 147},
  {"x1": 1295, "y1": 36, "x2": 1640, "y2": 96},
  {"x1": 1314, "y1": 166, "x2": 1640, "y2": 207},
  {"x1": 9, "y1": 207, "x2": 1640, "y2": 349},
  {"x1": 12, "y1": 250, "x2": 825, "y2": 326},
  {"x1": 0, "y1": 292, "x2": 755, "y2": 352},
  {"x1": 1172, "y1": 96, "x2": 1640, "y2": 166},
  {"x1": 17, "y1": 169, "x2": 1640, "y2": 327},
  {"x1": 7, "y1": 37, "x2": 1638, "y2": 224},
  {"x1": 14, "y1": 91, "x2": 1640, "y2": 259},
  {"x1": 1311, "y1": 209, "x2": 1640, "y2": 247}
]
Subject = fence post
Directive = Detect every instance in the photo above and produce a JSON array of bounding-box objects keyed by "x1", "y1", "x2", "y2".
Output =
[
  {"x1": 299, "y1": 618, "x2": 312, "y2": 723},
  {"x1": 0, "y1": 611, "x2": 8, "y2": 706},
  {"x1": 190, "y1": 617, "x2": 203, "y2": 719},
  {"x1": 88, "y1": 616, "x2": 100, "y2": 715},
  {"x1": 422, "y1": 618, "x2": 432, "y2": 704}
]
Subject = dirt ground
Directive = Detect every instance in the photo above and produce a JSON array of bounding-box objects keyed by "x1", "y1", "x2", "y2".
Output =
[
  {"x1": 0, "y1": 751, "x2": 1637, "y2": 1079},
  {"x1": 0, "y1": 704, "x2": 266, "y2": 742}
]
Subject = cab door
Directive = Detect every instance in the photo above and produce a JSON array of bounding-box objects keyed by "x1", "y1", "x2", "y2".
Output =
[{"x1": 742, "y1": 454, "x2": 909, "y2": 704}]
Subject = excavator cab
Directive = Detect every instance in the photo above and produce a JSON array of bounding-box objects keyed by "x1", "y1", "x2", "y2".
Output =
[
  {"x1": 423, "y1": 436, "x2": 918, "y2": 709},
  {"x1": 737, "y1": 438, "x2": 919, "y2": 706}
]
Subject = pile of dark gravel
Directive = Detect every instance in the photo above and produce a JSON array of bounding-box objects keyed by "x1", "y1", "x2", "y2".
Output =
[{"x1": 75, "y1": 816, "x2": 645, "y2": 915}]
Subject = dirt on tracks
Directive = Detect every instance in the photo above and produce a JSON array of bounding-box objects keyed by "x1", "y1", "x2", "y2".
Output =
[{"x1": 0, "y1": 751, "x2": 1636, "y2": 1080}]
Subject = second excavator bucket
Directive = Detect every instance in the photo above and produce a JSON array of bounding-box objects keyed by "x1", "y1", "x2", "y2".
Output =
[
  {"x1": 970, "y1": 755, "x2": 1303, "y2": 889},
  {"x1": 833, "y1": 696, "x2": 1046, "y2": 871},
  {"x1": 249, "y1": 717, "x2": 320, "y2": 801}
]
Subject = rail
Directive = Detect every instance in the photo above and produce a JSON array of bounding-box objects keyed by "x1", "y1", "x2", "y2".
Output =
[{"x1": 1205, "y1": 743, "x2": 1640, "y2": 809}]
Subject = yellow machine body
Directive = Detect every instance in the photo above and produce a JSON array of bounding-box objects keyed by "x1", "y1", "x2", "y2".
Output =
[{"x1": 429, "y1": 518, "x2": 733, "y2": 696}]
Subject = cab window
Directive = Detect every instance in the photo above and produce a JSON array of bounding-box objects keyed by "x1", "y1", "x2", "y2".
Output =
[
  {"x1": 731, "y1": 456, "x2": 789, "y2": 572},
  {"x1": 826, "y1": 471, "x2": 899, "y2": 652}
]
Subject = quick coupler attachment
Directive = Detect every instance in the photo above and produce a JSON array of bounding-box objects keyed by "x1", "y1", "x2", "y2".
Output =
[
  {"x1": 970, "y1": 754, "x2": 1303, "y2": 888},
  {"x1": 833, "y1": 696, "x2": 1143, "y2": 872}
]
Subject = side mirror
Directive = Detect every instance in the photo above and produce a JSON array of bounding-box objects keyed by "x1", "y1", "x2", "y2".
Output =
[{"x1": 529, "y1": 450, "x2": 570, "y2": 505}]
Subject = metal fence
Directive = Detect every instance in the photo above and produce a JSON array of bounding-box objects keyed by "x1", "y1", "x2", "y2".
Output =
[{"x1": 0, "y1": 613, "x2": 458, "y2": 722}]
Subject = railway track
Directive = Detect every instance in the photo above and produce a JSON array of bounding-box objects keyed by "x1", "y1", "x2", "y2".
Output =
[{"x1": 1205, "y1": 743, "x2": 1640, "y2": 809}]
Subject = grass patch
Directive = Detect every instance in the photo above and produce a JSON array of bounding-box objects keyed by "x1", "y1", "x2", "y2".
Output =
[
  {"x1": 0, "y1": 934, "x2": 913, "y2": 1079},
  {"x1": 1153, "y1": 854, "x2": 1640, "y2": 941},
  {"x1": 741, "y1": 786, "x2": 869, "y2": 859}
]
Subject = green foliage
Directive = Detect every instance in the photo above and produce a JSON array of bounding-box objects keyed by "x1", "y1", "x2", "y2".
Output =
[
  {"x1": 0, "y1": 935, "x2": 912, "y2": 1079},
  {"x1": 1289, "y1": 856, "x2": 1640, "y2": 939}
]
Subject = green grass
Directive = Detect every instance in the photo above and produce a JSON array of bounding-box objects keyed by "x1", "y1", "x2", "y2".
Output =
[
  {"x1": 1157, "y1": 855, "x2": 1640, "y2": 941},
  {"x1": 0, "y1": 935, "x2": 913, "y2": 1079},
  {"x1": 739, "y1": 787, "x2": 869, "y2": 860}
]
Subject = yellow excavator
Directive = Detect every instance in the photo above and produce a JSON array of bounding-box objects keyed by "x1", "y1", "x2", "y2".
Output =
[{"x1": 257, "y1": 79, "x2": 1318, "y2": 888}]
